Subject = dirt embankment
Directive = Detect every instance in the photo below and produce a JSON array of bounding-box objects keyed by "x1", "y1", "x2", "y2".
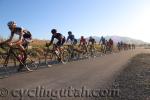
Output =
[{"x1": 108, "y1": 53, "x2": 150, "y2": 100}]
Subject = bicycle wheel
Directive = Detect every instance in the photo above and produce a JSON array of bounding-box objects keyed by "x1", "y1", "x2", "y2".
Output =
[
  {"x1": 44, "y1": 49, "x2": 50, "y2": 64},
  {"x1": 0, "y1": 54, "x2": 10, "y2": 78},
  {"x1": 25, "y1": 58, "x2": 38, "y2": 71},
  {"x1": 61, "y1": 50, "x2": 69, "y2": 62},
  {"x1": 0, "y1": 55, "x2": 3, "y2": 67},
  {"x1": 102, "y1": 45, "x2": 107, "y2": 54}
]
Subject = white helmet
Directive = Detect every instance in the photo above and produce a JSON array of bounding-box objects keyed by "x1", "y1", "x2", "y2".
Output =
[{"x1": 7, "y1": 21, "x2": 16, "y2": 27}]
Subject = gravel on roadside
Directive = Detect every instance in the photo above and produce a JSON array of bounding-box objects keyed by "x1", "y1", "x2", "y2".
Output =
[{"x1": 109, "y1": 53, "x2": 150, "y2": 100}]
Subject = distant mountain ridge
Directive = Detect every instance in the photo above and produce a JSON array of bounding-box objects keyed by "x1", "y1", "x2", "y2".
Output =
[{"x1": 86, "y1": 35, "x2": 148, "y2": 45}]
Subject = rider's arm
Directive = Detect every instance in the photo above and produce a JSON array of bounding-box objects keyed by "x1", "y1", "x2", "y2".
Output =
[{"x1": 49, "y1": 35, "x2": 54, "y2": 45}]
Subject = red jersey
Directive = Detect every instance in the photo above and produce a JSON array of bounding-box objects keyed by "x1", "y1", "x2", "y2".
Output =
[{"x1": 80, "y1": 38, "x2": 87, "y2": 45}]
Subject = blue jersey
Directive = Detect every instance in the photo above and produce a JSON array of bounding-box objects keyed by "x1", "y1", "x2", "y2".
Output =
[
  {"x1": 100, "y1": 37, "x2": 105, "y2": 44},
  {"x1": 67, "y1": 34, "x2": 75, "y2": 41}
]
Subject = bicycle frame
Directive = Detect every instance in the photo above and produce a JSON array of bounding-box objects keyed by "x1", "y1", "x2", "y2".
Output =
[
  {"x1": 3, "y1": 46, "x2": 36, "y2": 71},
  {"x1": 87, "y1": 44, "x2": 96, "y2": 57},
  {"x1": 44, "y1": 44, "x2": 61, "y2": 63},
  {"x1": 3, "y1": 47, "x2": 26, "y2": 68}
]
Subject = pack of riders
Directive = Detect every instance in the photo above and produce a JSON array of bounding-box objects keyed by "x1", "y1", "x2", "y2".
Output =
[{"x1": 0, "y1": 21, "x2": 135, "y2": 71}]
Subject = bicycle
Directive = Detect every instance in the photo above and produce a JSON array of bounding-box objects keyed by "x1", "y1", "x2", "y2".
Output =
[
  {"x1": 87, "y1": 43, "x2": 97, "y2": 57},
  {"x1": 44, "y1": 43, "x2": 69, "y2": 65},
  {"x1": 105, "y1": 43, "x2": 113, "y2": 54},
  {"x1": 0, "y1": 43, "x2": 38, "y2": 77},
  {"x1": 65, "y1": 44, "x2": 81, "y2": 61},
  {"x1": 100, "y1": 43, "x2": 107, "y2": 54},
  {"x1": 78, "y1": 44, "x2": 89, "y2": 59},
  {"x1": 0, "y1": 44, "x2": 17, "y2": 67}
]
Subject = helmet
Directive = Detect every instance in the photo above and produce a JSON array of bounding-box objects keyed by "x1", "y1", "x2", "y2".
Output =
[
  {"x1": 7, "y1": 21, "x2": 16, "y2": 27},
  {"x1": 81, "y1": 36, "x2": 84, "y2": 39},
  {"x1": 68, "y1": 31, "x2": 72, "y2": 35},
  {"x1": 51, "y1": 29, "x2": 57, "y2": 34},
  {"x1": 89, "y1": 36, "x2": 92, "y2": 39}
]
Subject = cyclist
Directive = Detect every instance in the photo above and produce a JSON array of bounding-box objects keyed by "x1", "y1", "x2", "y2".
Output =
[
  {"x1": 132, "y1": 44, "x2": 135, "y2": 49},
  {"x1": 88, "y1": 36, "x2": 96, "y2": 56},
  {"x1": 117, "y1": 42, "x2": 121, "y2": 51},
  {"x1": 99, "y1": 36, "x2": 106, "y2": 53},
  {"x1": 88, "y1": 36, "x2": 96, "y2": 45},
  {"x1": 66, "y1": 31, "x2": 77, "y2": 45},
  {"x1": 79, "y1": 36, "x2": 87, "y2": 46},
  {"x1": 47, "y1": 29, "x2": 66, "y2": 61},
  {"x1": 109, "y1": 38, "x2": 113, "y2": 45},
  {"x1": 0, "y1": 21, "x2": 32, "y2": 71},
  {"x1": 106, "y1": 40, "x2": 110, "y2": 47},
  {"x1": 128, "y1": 44, "x2": 131, "y2": 49},
  {"x1": 88, "y1": 36, "x2": 96, "y2": 50},
  {"x1": 66, "y1": 31, "x2": 78, "y2": 59},
  {"x1": 79, "y1": 36, "x2": 87, "y2": 52},
  {"x1": 99, "y1": 36, "x2": 106, "y2": 45},
  {"x1": 109, "y1": 38, "x2": 113, "y2": 51},
  {"x1": 120, "y1": 41, "x2": 124, "y2": 48}
]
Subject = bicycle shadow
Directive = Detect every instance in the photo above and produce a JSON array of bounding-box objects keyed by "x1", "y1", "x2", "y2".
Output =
[{"x1": 0, "y1": 60, "x2": 62, "y2": 79}]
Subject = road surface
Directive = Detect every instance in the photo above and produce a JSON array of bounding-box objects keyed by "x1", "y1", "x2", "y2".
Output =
[{"x1": 0, "y1": 48, "x2": 150, "y2": 100}]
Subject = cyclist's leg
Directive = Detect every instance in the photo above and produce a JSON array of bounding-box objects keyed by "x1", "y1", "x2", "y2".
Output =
[
  {"x1": 56, "y1": 40, "x2": 61, "y2": 53},
  {"x1": 57, "y1": 39, "x2": 67, "y2": 63},
  {"x1": 55, "y1": 41, "x2": 63, "y2": 61},
  {"x1": 84, "y1": 44, "x2": 88, "y2": 52},
  {"x1": 101, "y1": 44, "x2": 104, "y2": 53},
  {"x1": 17, "y1": 44, "x2": 27, "y2": 71},
  {"x1": 82, "y1": 44, "x2": 86, "y2": 54},
  {"x1": 104, "y1": 44, "x2": 107, "y2": 54},
  {"x1": 92, "y1": 44, "x2": 95, "y2": 55},
  {"x1": 60, "y1": 38, "x2": 66, "y2": 53}
]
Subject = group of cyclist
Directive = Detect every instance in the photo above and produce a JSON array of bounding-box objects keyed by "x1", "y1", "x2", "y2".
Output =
[
  {"x1": 117, "y1": 41, "x2": 136, "y2": 51},
  {"x1": 99, "y1": 36, "x2": 114, "y2": 53},
  {"x1": 0, "y1": 21, "x2": 135, "y2": 71}
]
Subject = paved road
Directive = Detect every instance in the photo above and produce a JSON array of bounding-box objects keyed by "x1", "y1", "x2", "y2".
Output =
[{"x1": 0, "y1": 48, "x2": 150, "y2": 100}]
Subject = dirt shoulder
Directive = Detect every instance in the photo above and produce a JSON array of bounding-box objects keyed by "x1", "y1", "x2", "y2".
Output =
[{"x1": 108, "y1": 53, "x2": 150, "y2": 100}]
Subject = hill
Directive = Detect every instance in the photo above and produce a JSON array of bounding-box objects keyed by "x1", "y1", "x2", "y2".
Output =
[{"x1": 91, "y1": 35, "x2": 148, "y2": 45}]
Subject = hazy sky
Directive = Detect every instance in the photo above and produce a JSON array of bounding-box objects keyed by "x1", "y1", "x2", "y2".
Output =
[{"x1": 0, "y1": 0, "x2": 150, "y2": 42}]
